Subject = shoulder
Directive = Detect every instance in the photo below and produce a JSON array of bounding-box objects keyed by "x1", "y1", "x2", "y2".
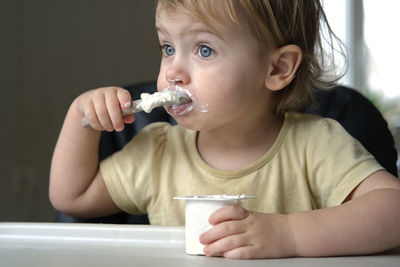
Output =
[
  {"x1": 133, "y1": 122, "x2": 176, "y2": 141},
  {"x1": 285, "y1": 112, "x2": 346, "y2": 137},
  {"x1": 139, "y1": 122, "x2": 192, "y2": 135},
  {"x1": 283, "y1": 112, "x2": 359, "y2": 158},
  {"x1": 100, "y1": 122, "x2": 194, "y2": 175},
  {"x1": 138, "y1": 121, "x2": 171, "y2": 134},
  {"x1": 131, "y1": 122, "x2": 194, "y2": 149}
]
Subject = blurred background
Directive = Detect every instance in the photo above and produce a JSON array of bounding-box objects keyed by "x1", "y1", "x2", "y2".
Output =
[{"x1": 0, "y1": 0, "x2": 399, "y2": 222}]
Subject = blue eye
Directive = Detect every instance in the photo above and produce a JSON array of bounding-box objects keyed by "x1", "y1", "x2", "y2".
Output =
[
  {"x1": 162, "y1": 45, "x2": 175, "y2": 56},
  {"x1": 198, "y1": 45, "x2": 214, "y2": 58}
]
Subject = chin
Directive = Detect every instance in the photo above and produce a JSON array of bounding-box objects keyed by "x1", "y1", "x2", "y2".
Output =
[{"x1": 172, "y1": 116, "x2": 201, "y2": 131}]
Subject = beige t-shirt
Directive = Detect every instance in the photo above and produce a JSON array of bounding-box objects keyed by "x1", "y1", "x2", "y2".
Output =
[{"x1": 100, "y1": 112, "x2": 383, "y2": 225}]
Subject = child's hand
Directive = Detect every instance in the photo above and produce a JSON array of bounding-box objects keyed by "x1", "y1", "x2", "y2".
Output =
[
  {"x1": 76, "y1": 86, "x2": 135, "y2": 132},
  {"x1": 199, "y1": 205, "x2": 296, "y2": 259}
]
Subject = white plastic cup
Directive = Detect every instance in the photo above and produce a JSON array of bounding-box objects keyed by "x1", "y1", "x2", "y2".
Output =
[{"x1": 173, "y1": 195, "x2": 255, "y2": 255}]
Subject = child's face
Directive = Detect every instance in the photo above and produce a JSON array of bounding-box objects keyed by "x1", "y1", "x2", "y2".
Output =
[{"x1": 156, "y1": 8, "x2": 274, "y2": 131}]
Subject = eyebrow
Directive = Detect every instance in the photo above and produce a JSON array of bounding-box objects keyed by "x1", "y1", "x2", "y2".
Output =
[{"x1": 155, "y1": 22, "x2": 225, "y2": 41}]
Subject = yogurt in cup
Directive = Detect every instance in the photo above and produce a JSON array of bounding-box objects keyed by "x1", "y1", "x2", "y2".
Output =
[{"x1": 173, "y1": 194, "x2": 256, "y2": 255}]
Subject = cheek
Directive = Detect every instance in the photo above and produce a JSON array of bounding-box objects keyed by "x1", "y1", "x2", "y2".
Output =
[
  {"x1": 208, "y1": 71, "x2": 265, "y2": 113},
  {"x1": 157, "y1": 66, "x2": 168, "y2": 92},
  {"x1": 197, "y1": 84, "x2": 239, "y2": 115},
  {"x1": 193, "y1": 66, "x2": 248, "y2": 105},
  {"x1": 213, "y1": 68, "x2": 256, "y2": 98}
]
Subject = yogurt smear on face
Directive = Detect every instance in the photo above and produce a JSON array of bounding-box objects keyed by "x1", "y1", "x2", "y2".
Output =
[
  {"x1": 163, "y1": 85, "x2": 209, "y2": 115},
  {"x1": 163, "y1": 85, "x2": 194, "y2": 115}
]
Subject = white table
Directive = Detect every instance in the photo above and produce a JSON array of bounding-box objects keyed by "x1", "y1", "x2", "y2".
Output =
[{"x1": 1, "y1": 223, "x2": 399, "y2": 267}]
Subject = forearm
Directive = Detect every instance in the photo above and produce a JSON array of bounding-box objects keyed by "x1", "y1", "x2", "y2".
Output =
[
  {"x1": 49, "y1": 99, "x2": 101, "y2": 211},
  {"x1": 288, "y1": 188, "x2": 400, "y2": 257}
]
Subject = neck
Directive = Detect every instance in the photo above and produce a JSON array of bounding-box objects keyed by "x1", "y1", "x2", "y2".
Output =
[{"x1": 197, "y1": 113, "x2": 284, "y2": 170}]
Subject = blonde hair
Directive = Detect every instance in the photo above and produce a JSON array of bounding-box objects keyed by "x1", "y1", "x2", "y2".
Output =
[{"x1": 156, "y1": 0, "x2": 346, "y2": 114}]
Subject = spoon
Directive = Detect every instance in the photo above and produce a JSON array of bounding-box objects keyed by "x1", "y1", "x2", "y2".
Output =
[{"x1": 81, "y1": 91, "x2": 191, "y2": 128}]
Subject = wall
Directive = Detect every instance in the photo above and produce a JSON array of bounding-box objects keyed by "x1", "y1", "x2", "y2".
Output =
[{"x1": 0, "y1": 0, "x2": 159, "y2": 221}]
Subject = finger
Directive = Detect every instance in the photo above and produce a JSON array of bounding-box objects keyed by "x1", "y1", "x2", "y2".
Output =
[
  {"x1": 118, "y1": 88, "x2": 135, "y2": 125},
  {"x1": 123, "y1": 114, "x2": 135, "y2": 124},
  {"x1": 105, "y1": 89, "x2": 124, "y2": 131},
  {"x1": 222, "y1": 245, "x2": 255, "y2": 259},
  {"x1": 117, "y1": 88, "x2": 132, "y2": 109},
  {"x1": 92, "y1": 92, "x2": 113, "y2": 132},
  {"x1": 83, "y1": 99, "x2": 103, "y2": 131},
  {"x1": 204, "y1": 232, "x2": 250, "y2": 257},
  {"x1": 209, "y1": 205, "x2": 249, "y2": 225},
  {"x1": 200, "y1": 219, "x2": 245, "y2": 245}
]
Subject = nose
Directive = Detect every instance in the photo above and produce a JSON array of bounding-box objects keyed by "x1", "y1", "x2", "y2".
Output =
[{"x1": 165, "y1": 58, "x2": 190, "y2": 85}]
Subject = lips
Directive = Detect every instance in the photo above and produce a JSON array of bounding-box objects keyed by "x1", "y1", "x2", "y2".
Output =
[
  {"x1": 166, "y1": 102, "x2": 194, "y2": 115},
  {"x1": 162, "y1": 85, "x2": 193, "y2": 115}
]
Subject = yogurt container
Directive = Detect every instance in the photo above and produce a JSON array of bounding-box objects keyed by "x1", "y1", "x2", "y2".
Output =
[{"x1": 173, "y1": 195, "x2": 255, "y2": 255}]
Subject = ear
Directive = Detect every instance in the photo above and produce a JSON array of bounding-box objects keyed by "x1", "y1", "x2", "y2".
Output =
[{"x1": 264, "y1": 45, "x2": 302, "y2": 91}]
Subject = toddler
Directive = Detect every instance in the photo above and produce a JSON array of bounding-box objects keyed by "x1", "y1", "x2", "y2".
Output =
[{"x1": 50, "y1": 0, "x2": 400, "y2": 259}]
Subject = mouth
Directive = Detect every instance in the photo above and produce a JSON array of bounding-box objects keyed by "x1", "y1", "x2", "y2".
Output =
[
  {"x1": 162, "y1": 85, "x2": 194, "y2": 116},
  {"x1": 166, "y1": 102, "x2": 194, "y2": 115}
]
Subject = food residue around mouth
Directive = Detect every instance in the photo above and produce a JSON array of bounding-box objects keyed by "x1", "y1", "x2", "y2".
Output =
[
  {"x1": 139, "y1": 91, "x2": 189, "y2": 113},
  {"x1": 163, "y1": 85, "x2": 209, "y2": 115}
]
